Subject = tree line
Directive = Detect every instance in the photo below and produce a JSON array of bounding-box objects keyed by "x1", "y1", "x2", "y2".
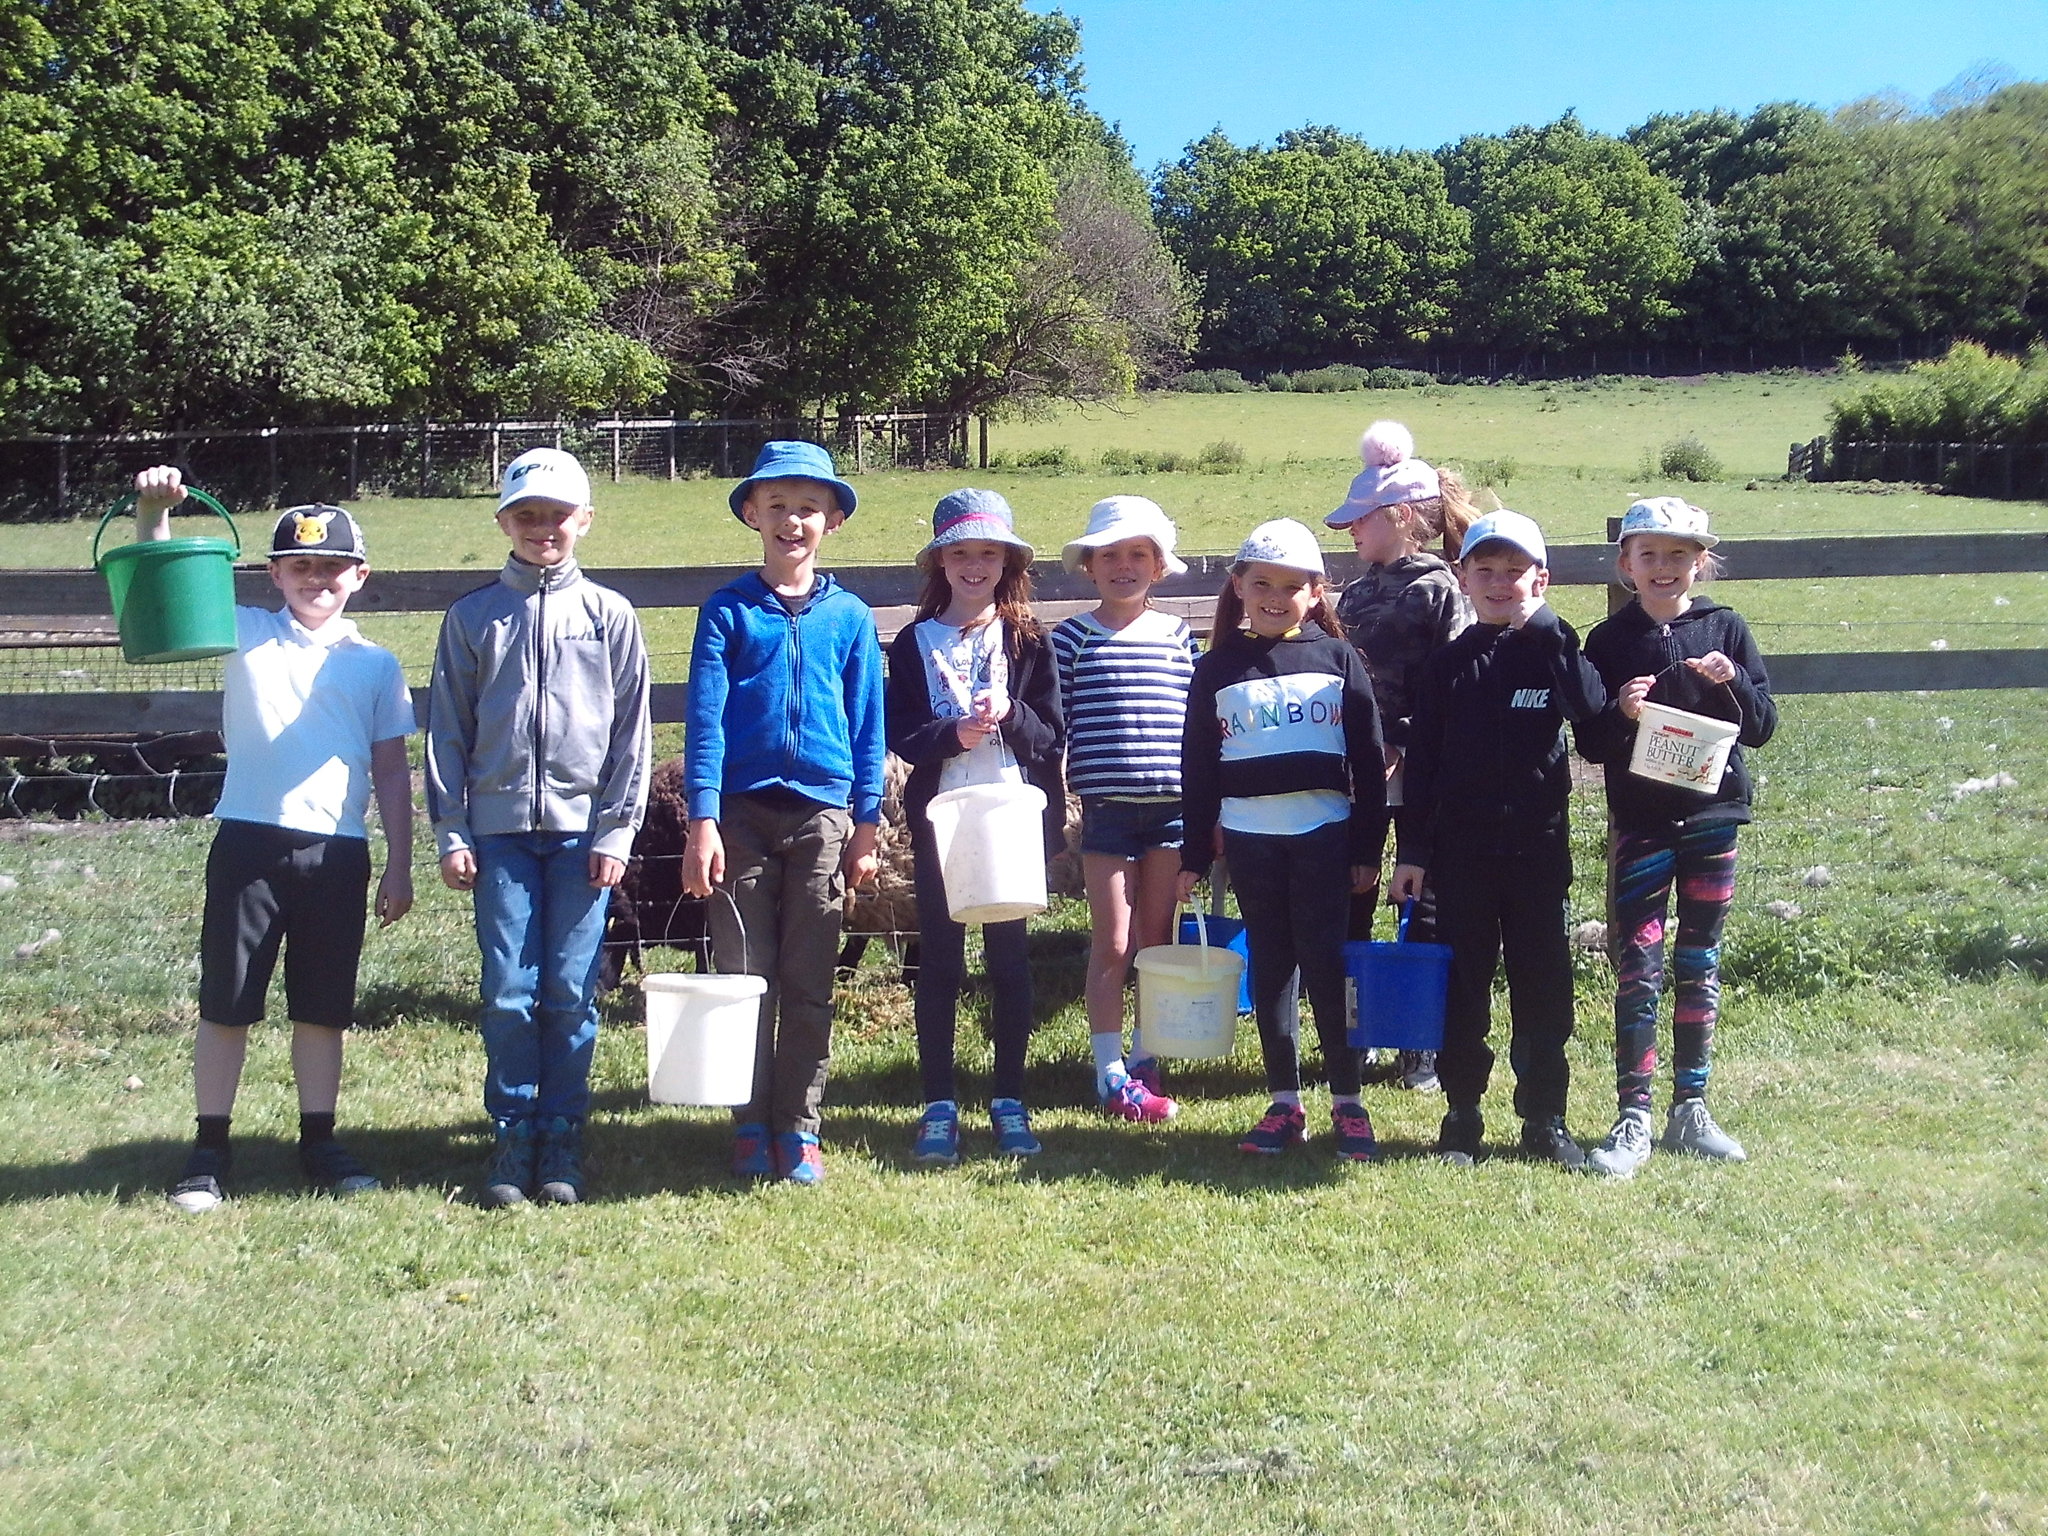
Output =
[
  {"x1": 1, "y1": 2, "x2": 2042, "y2": 433},
  {"x1": 1160, "y1": 81, "x2": 2048, "y2": 372}
]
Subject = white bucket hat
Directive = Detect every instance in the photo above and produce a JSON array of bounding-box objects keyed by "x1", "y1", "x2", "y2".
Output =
[
  {"x1": 1061, "y1": 496, "x2": 1189, "y2": 575},
  {"x1": 1618, "y1": 497, "x2": 1718, "y2": 549},
  {"x1": 1233, "y1": 518, "x2": 1326, "y2": 578},
  {"x1": 498, "y1": 447, "x2": 591, "y2": 512}
]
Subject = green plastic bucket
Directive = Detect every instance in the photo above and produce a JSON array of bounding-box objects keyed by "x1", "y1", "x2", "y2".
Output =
[{"x1": 93, "y1": 488, "x2": 242, "y2": 664}]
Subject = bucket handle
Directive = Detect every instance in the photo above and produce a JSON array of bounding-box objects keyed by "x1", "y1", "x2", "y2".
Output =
[
  {"x1": 1175, "y1": 901, "x2": 1215, "y2": 977},
  {"x1": 1394, "y1": 899, "x2": 1415, "y2": 945},
  {"x1": 94, "y1": 487, "x2": 241, "y2": 567}
]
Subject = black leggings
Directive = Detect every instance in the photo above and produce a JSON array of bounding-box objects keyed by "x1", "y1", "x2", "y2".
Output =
[
  {"x1": 1224, "y1": 820, "x2": 1361, "y2": 1098},
  {"x1": 911, "y1": 821, "x2": 1034, "y2": 1104}
]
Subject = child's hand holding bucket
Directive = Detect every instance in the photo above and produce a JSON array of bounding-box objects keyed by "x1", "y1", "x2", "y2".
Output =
[
  {"x1": 133, "y1": 465, "x2": 187, "y2": 540},
  {"x1": 1617, "y1": 673, "x2": 1658, "y2": 720},
  {"x1": 1684, "y1": 651, "x2": 1737, "y2": 687}
]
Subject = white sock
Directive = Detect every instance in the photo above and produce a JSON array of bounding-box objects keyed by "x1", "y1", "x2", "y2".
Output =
[
  {"x1": 1273, "y1": 1089, "x2": 1303, "y2": 1109},
  {"x1": 1091, "y1": 1031, "x2": 1127, "y2": 1093},
  {"x1": 1333, "y1": 1093, "x2": 1363, "y2": 1109}
]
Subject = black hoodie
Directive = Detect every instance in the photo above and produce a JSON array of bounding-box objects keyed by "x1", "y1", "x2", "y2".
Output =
[
  {"x1": 1577, "y1": 596, "x2": 1776, "y2": 835},
  {"x1": 1180, "y1": 620, "x2": 1387, "y2": 871},
  {"x1": 1397, "y1": 606, "x2": 1606, "y2": 871}
]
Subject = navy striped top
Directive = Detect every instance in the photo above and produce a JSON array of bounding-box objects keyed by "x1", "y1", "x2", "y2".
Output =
[{"x1": 1050, "y1": 608, "x2": 1198, "y2": 799}]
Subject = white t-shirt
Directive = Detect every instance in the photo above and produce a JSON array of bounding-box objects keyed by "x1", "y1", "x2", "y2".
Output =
[
  {"x1": 213, "y1": 607, "x2": 415, "y2": 840},
  {"x1": 912, "y1": 617, "x2": 1023, "y2": 793}
]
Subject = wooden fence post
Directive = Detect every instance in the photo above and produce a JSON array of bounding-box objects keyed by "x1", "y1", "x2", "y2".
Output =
[{"x1": 1605, "y1": 516, "x2": 1628, "y2": 615}]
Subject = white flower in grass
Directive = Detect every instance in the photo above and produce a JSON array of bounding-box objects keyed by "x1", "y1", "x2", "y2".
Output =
[
  {"x1": 1864, "y1": 717, "x2": 1878, "y2": 729},
  {"x1": 1929, "y1": 638, "x2": 1948, "y2": 650},
  {"x1": 1937, "y1": 717, "x2": 1954, "y2": 732},
  {"x1": 1994, "y1": 595, "x2": 2010, "y2": 606}
]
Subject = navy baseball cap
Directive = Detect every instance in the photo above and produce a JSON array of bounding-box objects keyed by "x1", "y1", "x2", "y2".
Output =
[{"x1": 268, "y1": 505, "x2": 367, "y2": 563}]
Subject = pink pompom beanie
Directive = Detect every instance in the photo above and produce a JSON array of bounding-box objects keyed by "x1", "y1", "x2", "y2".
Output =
[{"x1": 1325, "y1": 420, "x2": 1442, "y2": 528}]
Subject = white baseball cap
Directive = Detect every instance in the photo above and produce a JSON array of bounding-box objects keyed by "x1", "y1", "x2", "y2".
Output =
[
  {"x1": 1458, "y1": 510, "x2": 1548, "y2": 566},
  {"x1": 1618, "y1": 496, "x2": 1718, "y2": 548},
  {"x1": 1062, "y1": 496, "x2": 1189, "y2": 575},
  {"x1": 498, "y1": 447, "x2": 592, "y2": 512},
  {"x1": 1233, "y1": 518, "x2": 1326, "y2": 578}
]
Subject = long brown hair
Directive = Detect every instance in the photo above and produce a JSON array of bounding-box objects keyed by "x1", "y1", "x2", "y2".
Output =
[
  {"x1": 1392, "y1": 468, "x2": 1478, "y2": 558},
  {"x1": 915, "y1": 547, "x2": 1042, "y2": 659},
  {"x1": 1212, "y1": 567, "x2": 1345, "y2": 640}
]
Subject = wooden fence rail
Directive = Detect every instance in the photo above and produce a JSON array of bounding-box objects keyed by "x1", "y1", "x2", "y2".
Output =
[{"x1": 4, "y1": 532, "x2": 2047, "y2": 736}]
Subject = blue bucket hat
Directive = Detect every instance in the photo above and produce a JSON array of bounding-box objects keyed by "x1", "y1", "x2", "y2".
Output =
[
  {"x1": 918, "y1": 488, "x2": 1034, "y2": 572},
  {"x1": 728, "y1": 440, "x2": 858, "y2": 521}
]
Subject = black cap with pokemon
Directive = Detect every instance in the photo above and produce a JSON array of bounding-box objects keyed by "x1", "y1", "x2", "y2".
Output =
[{"x1": 267, "y1": 504, "x2": 367, "y2": 563}]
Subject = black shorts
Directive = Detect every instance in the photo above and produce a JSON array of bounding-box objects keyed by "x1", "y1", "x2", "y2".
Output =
[{"x1": 199, "y1": 820, "x2": 372, "y2": 1028}]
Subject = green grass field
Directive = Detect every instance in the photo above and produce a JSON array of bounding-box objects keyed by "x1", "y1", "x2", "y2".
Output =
[{"x1": 2, "y1": 381, "x2": 2046, "y2": 1532}]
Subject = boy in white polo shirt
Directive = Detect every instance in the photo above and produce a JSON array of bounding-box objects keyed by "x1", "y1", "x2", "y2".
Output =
[{"x1": 131, "y1": 466, "x2": 417, "y2": 1213}]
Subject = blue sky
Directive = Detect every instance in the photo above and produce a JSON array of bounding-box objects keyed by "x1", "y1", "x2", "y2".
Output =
[{"x1": 1048, "y1": 0, "x2": 2048, "y2": 169}]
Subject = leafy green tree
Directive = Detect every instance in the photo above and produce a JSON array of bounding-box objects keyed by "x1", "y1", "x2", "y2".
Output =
[
  {"x1": 1629, "y1": 104, "x2": 1894, "y2": 346},
  {"x1": 1155, "y1": 127, "x2": 1468, "y2": 369},
  {"x1": 696, "y1": 0, "x2": 1086, "y2": 412},
  {"x1": 1440, "y1": 114, "x2": 1690, "y2": 350}
]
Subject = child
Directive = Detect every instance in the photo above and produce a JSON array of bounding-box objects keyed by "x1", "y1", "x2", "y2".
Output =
[
  {"x1": 1326, "y1": 420, "x2": 1477, "y2": 1093},
  {"x1": 1578, "y1": 498, "x2": 1776, "y2": 1177},
  {"x1": 1390, "y1": 511, "x2": 1606, "y2": 1168},
  {"x1": 1052, "y1": 496, "x2": 1198, "y2": 1122},
  {"x1": 887, "y1": 489, "x2": 1064, "y2": 1164},
  {"x1": 1176, "y1": 519, "x2": 1387, "y2": 1159},
  {"x1": 427, "y1": 447, "x2": 650, "y2": 1207},
  {"x1": 130, "y1": 467, "x2": 416, "y2": 1214},
  {"x1": 682, "y1": 440, "x2": 884, "y2": 1186}
]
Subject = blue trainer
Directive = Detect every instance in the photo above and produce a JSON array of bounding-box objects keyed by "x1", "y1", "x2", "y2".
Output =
[
  {"x1": 731, "y1": 1122, "x2": 772, "y2": 1179},
  {"x1": 774, "y1": 1130, "x2": 825, "y2": 1186},
  {"x1": 911, "y1": 1103, "x2": 961, "y2": 1166},
  {"x1": 990, "y1": 1098, "x2": 1041, "y2": 1158}
]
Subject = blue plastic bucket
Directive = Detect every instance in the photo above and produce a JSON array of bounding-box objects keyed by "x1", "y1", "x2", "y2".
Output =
[
  {"x1": 1343, "y1": 902, "x2": 1450, "y2": 1051},
  {"x1": 1178, "y1": 910, "x2": 1253, "y2": 1014}
]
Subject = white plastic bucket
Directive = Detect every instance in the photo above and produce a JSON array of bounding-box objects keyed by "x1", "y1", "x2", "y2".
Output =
[
  {"x1": 1629, "y1": 700, "x2": 1740, "y2": 794},
  {"x1": 1133, "y1": 907, "x2": 1244, "y2": 1058},
  {"x1": 926, "y1": 782, "x2": 1048, "y2": 924},
  {"x1": 643, "y1": 971, "x2": 767, "y2": 1106}
]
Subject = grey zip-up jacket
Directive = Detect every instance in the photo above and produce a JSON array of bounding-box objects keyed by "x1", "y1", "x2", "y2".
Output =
[{"x1": 426, "y1": 555, "x2": 651, "y2": 861}]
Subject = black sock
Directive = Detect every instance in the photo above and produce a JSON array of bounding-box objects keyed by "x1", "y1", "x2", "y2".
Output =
[
  {"x1": 195, "y1": 1115, "x2": 231, "y2": 1151},
  {"x1": 299, "y1": 1111, "x2": 336, "y2": 1145}
]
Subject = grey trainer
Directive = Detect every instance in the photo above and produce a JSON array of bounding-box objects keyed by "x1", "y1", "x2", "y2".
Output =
[
  {"x1": 1661, "y1": 1098, "x2": 1747, "y2": 1162},
  {"x1": 1587, "y1": 1107, "x2": 1654, "y2": 1179}
]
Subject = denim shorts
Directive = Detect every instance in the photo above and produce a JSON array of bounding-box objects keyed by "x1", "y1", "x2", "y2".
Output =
[{"x1": 1079, "y1": 796, "x2": 1184, "y2": 858}]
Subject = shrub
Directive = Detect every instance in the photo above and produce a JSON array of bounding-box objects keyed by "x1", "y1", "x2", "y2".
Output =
[
  {"x1": 1261, "y1": 372, "x2": 1294, "y2": 392},
  {"x1": 1171, "y1": 368, "x2": 1253, "y2": 393},
  {"x1": 1658, "y1": 434, "x2": 1723, "y2": 481},
  {"x1": 1364, "y1": 366, "x2": 1434, "y2": 389},
  {"x1": 1198, "y1": 439, "x2": 1245, "y2": 472},
  {"x1": 1097, "y1": 446, "x2": 1203, "y2": 474},
  {"x1": 1829, "y1": 340, "x2": 2048, "y2": 446},
  {"x1": 1462, "y1": 457, "x2": 1518, "y2": 490},
  {"x1": 992, "y1": 445, "x2": 1079, "y2": 472},
  {"x1": 1286, "y1": 364, "x2": 1372, "y2": 393}
]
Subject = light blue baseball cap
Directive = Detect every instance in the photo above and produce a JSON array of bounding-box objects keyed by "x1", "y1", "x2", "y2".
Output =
[{"x1": 1458, "y1": 509, "x2": 1547, "y2": 566}]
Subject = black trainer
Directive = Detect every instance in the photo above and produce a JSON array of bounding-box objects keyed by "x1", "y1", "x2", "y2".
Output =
[
  {"x1": 169, "y1": 1144, "x2": 231, "y2": 1213},
  {"x1": 481, "y1": 1117, "x2": 538, "y2": 1208},
  {"x1": 534, "y1": 1115, "x2": 585, "y2": 1205},
  {"x1": 299, "y1": 1137, "x2": 381, "y2": 1197},
  {"x1": 1436, "y1": 1104, "x2": 1484, "y2": 1167},
  {"x1": 1519, "y1": 1115, "x2": 1587, "y2": 1170}
]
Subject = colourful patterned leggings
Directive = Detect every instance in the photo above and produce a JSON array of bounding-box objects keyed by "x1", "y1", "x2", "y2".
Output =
[{"x1": 1609, "y1": 823, "x2": 1739, "y2": 1111}]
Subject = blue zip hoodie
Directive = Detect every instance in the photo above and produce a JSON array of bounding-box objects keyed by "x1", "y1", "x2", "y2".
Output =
[{"x1": 684, "y1": 570, "x2": 886, "y2": 824}]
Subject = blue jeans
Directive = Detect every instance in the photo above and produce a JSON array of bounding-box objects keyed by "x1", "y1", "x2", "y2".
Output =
[{"x1": 473, "y1": 831, "x2": 612, "y2": 1122}]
